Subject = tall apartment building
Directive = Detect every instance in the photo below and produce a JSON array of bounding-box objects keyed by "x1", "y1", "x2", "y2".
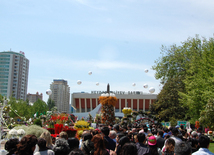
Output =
[
  {"x1": 27, "y1": 92, "x2": 43, "y2": 104},
  {"x1": 0, "y1": 51, "x2": 29, "y2": 100},
  {"x1": 49, "y1": 79, "x2": 70, "y2": 113}
]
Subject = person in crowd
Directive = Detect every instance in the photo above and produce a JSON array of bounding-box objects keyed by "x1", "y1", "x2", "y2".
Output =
[
  {"x1": 101, "y1": 126, "x2": 116, "y2": 151},
  {"x1": 120, "y1": 143, "x2": 138, "y2": 155},
  {"x1": 170, "y1": 128, "x2": 182, "y2": 144},
  {"x1": 163, "y1": 128, "x2": 169, "y2": 138},
  {"x1": 180, "y1": 125, "x2": 184, "y2": 133},
  {"x1": 143, "y1": 127, "x2": 149, "y2": 137},
  {"x1": 192, "y1": 135, "x2": 214, "y2": 155},
  {"x1": 53, "y1": 132, "x2": 70, "y2": 155},
  {"x1": 197, "y1": 127, "x2": 203, "y2": 137},
  {"x1": 59, "y1": 131, "x2": 68, "y2": 140},
  {"x1": 115, "y1": 133, "x2": 125, "y2": 146},
  {"x1": 127, "y1": 124, "x2": 132, "y2": 132},
  {"x1": 122, "y1": 126, "x2": 128, "y2": 134},
  {"x1": 109, "y1": 130, "x2": 117, "y2": 143},
  {"x1": 174, "y1": 141, "x2": 192, "y2": 155},
  {"x1": 51, "y1": 137, "x2": 56, "y2": 145},
  {"x1": 164, "y1": 134, "x2": 170, "y2": 140},
  {"x1": 151, "y1": 128, "x2": 157, "y2": 137},
  {"x1": 135, "y1": 133, "x2": 150, "y2": 155},
  {"x1": 147, "y1": 136, "x2": 159, "y2": 155},
  {"x1": 4, "y1": 138, "x2": 19, "y2": 155},
  {"x1": 68, "y1": 137, "x2": 79, "y2": 152},
  {"x1": 116, "y1": 135, "x2": 130, "y2": 155},
  {"x1": 189, "y1": 138, "x2": 198, "y2": 153},
  {"x1": 82, "y1": 132, "x2": 93, "y2": 142},
  {"x1": 162, "y1": 138, "x2": 175, "y2": 155},
  {"x1": 91, "y1": 134, "x2": 109, "y2": 155},
  {"x1": 40, "y1": 131, "x2": 54, "y2": 149},
  {"x1": 108, "y1": 124, "x2": 113, "y2": 130},
  {"x1": 113, "y1": 125, "x2": 120, "y2": 135},
  {"x1": 81, "y1": 139, "x2": 94, "y2": 155},
  {"x1": 156, "y1": 130, "x2": 165, "y2": 149},
  {"x1": 132, "y1": 128, "x2": 137, "y2": 134},
  {"x1": 81, "y1": 132, "x2": 94, "y2": 155},
  {"x1": 168, "y1": 127, "x2": 173, "y2": 136},
  {"x1": 69, "y1": 148, "x2": 85, "y2": 155},
  {"x1": 79, "y1": 130, "x2": 90, "y2": 149},
  {"x1": 191, "y1": 131, "x2": 199, "y2": 140},
  {"x1": 15, "y1": 135, "x2": 38, "y2": 155},
  {"x1": 34, "y1": 138, "x2": 54, "y2": 155}
]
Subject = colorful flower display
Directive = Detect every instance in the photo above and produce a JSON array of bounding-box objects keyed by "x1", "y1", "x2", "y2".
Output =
[{"x1": 99, "y1": 95, "x2": 117, "y2": 125}]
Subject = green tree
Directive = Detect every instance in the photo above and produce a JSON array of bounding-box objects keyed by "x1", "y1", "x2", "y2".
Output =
[
  {"x1": 8, "y1": 97, "x2": 32, "y2": 119},
  {"x1": 47, "y1": 98, "x2": 55, "y2": 111},
  {"x1": 150, "y1": 76, "x2": 188, "y2": 122},
  {"x1": 32, "y1": 99, "x2": 48, "y2": 116},
  {"x1": 180, "y1": 37, "x2": 214, "y2": 122},
  {"x1": 199, "y1": 99, "x2": 214, "y2": 130},
  {"x1": 150, "y1": 35, "x2": 214, "y2": 120}
]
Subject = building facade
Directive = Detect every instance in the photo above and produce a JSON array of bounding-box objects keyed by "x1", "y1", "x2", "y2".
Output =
[
  {"x1": 49, "y1": 79, "x2": 70, "y2": 113},
  {"x1": 0, "y1": 51, "x2": 29, "y2": 100},
  {"x1": 72, "y1": 91, "x2": 157, "y2": 113},
  {"x1": 27, "y1": 92, "x2": 43, "y2": 104}
]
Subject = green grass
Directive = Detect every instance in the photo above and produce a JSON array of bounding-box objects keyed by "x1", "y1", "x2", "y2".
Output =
[{"x1": 210, "y1": 142, "x2": 214, "y2": 153}]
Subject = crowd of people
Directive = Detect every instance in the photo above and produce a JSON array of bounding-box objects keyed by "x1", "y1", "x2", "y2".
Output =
[{"x1": 0, "y1": 123, "x2": 213, "y2": 155}]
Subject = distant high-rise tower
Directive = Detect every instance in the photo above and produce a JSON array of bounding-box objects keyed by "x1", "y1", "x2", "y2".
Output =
[
  {"x1": 0, "y1": 51, "x2": 29, "y2": 100},
  {"x1": 50, "y1": 79, "x2": 70, "y2": 113}
]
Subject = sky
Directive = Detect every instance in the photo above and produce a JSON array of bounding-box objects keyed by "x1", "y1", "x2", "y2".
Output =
[{"x1": 1, "y1": 0, "x2": 214, "y2": 103}]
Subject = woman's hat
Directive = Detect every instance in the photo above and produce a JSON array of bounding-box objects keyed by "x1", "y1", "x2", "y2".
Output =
[{"x1": 148, "y1": 136, "x2": 157, "y2": 145}]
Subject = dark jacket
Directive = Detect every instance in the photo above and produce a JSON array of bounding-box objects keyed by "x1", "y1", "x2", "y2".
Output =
[
  {"x1": 104, "y1": 136, "x2": 116, "y2": 151},
  {"x1": 156, "y1": 136, "x2": 165, "y2": 149}
]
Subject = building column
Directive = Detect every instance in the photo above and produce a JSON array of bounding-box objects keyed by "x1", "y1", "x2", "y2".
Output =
[
  {"x1": 90, "y1": 98, "x2": 92, "y2": 111},
  {"x1": 119, "y1": 99, "x2": 121, "y2": 112},
  {"x1": 137, "y1": 99, "x2": 139, "y2": 111},
  {"x1": 85, "y1": 98, "x2": 87, "y2": 112},
  {"x1": 79, "y1": 98, "x2": 81, "y2": 113},
  {"x1": 143, "y1": 99, "x2": 145, "y2": 112},
  {"x1": 131, "y1": 99, "x2": 133, "y2": 109},
  {"x1": 96, "y1": 98, "x2": 98, "y2": 107},
  {"x1": 125, "y1": 99, "x2": 127, "y2": 107}
]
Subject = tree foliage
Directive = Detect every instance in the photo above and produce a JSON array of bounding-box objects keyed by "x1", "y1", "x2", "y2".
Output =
[
  {"x1": 32, "y1": 99, "x2": 48, "y2": 115},
  {"x1": 47, "y1": 98, "x2": 55, "y2": 111},
  {"x1": 150, "y1": 76, "x2": 188, "y2": 122},
  {"x1": 8, "y1": 98, "x2": 48, "y2": 120},
  {"x1": 179, "y1": 37, "x2": 214, "y2": 122},
  {"x1": 199, "y1": 99, "x2": 214, "y2": 130},
  {"x1": 152, "y1": 35, "x2": 214, "y2": 122}
]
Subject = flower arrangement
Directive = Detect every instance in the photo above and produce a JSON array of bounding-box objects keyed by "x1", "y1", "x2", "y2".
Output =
[
  {"x1": 99, "y1": 94, "x2": 117, "y2": 125},
  {"x1": 99, "y1": 95, "x2": 117, "y2": 107},
  {"x1": 87, "y1": 113, "x2": 94, "y2": 124},
  {"x1": 95, "y1": 114, "x2": 101, "y2": 124},
  {"x1": 7, "y1": 125, "x2": 48, "y2": 139},
  {"x1": 122, "y1": 107, "x2": 132, "y2": 117},
  {"x1": 8, "y1": 129, "x2": 17, "y2": 138},
  {"x1": 132, "y1": 111, "x2": 138, "y2": 117},
  {"x1": 74, "y1": 120, "x2": 90, "y2": 130},
  {"x1": 17, "y1": 129, "x2": 25, "y2": 139}
]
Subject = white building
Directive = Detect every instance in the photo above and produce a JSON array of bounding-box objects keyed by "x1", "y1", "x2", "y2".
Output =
[
  {"x1": 72, "y1": 91, "x2": 157, "y2": 113},
  {"x1": 0, "y1": 51, "x2": 29, "y2": 100},
  {"x1": 49, "y1": 79, "x2": 70, "y2": 113}
]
